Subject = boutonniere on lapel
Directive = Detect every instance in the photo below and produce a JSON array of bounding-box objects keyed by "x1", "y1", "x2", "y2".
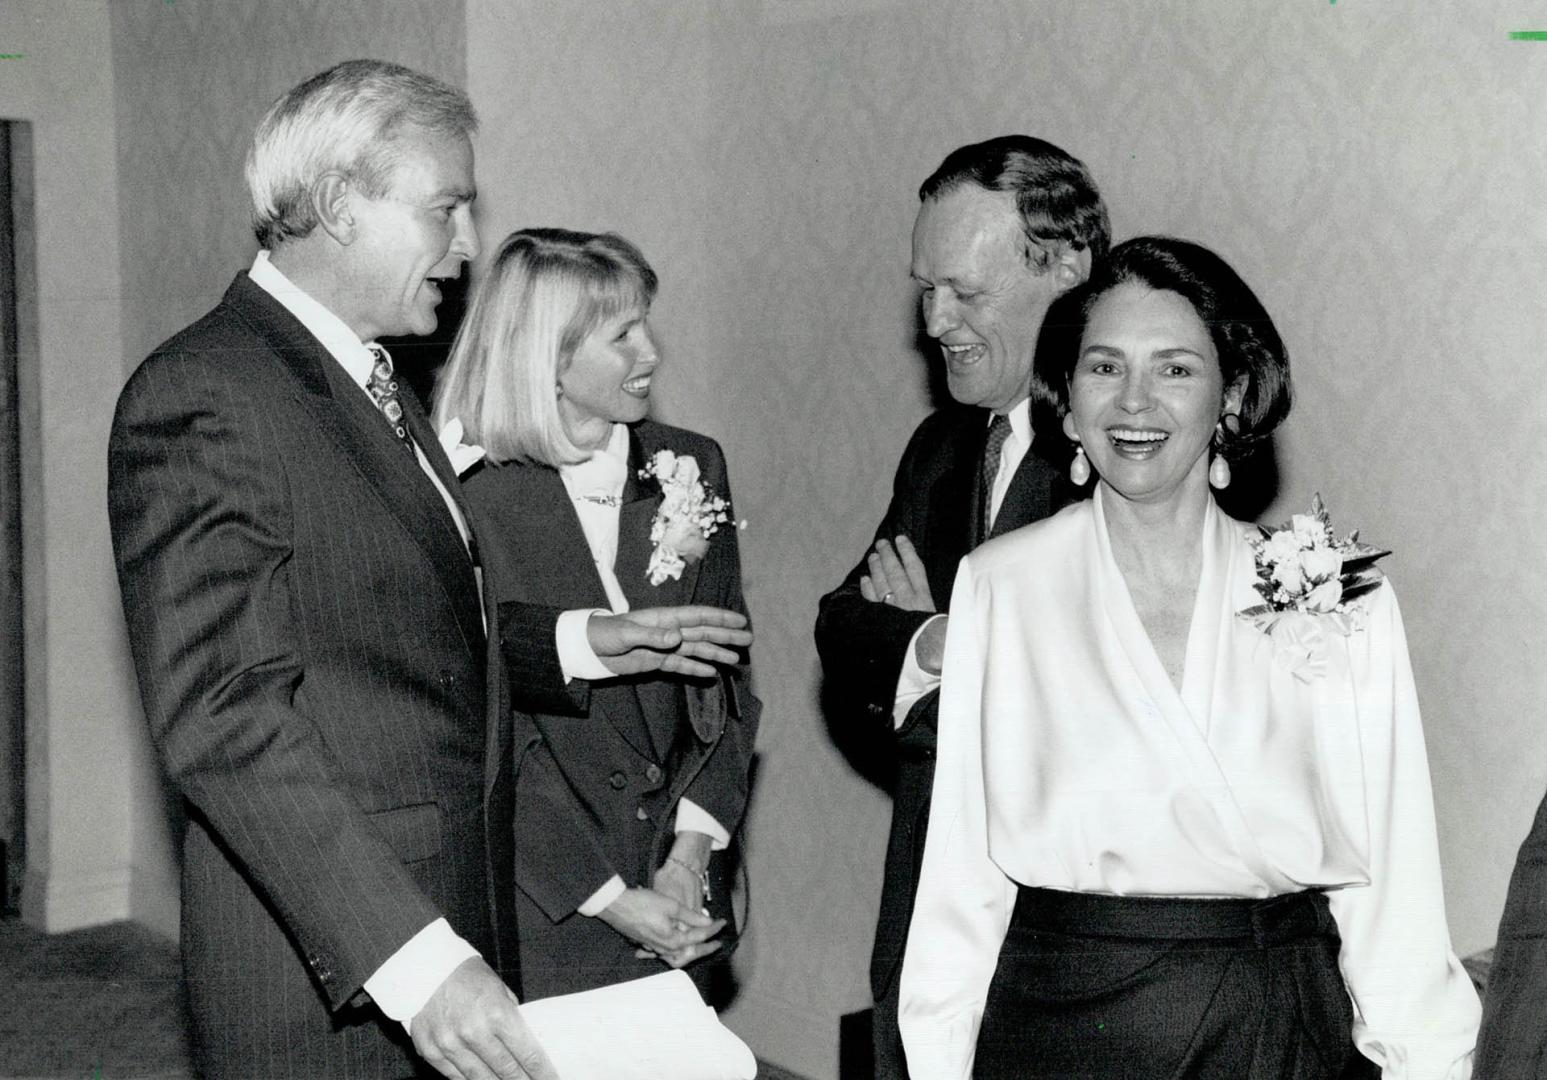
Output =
[
  {"x1": 1237, "y1": 495, "x2": 1390, "y2": 681},
  {"x1": 638, "y1": 449, "x2": 731, "y2": 586}
]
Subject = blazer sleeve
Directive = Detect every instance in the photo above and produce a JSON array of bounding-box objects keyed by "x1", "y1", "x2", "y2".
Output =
[
  {"x1": 510, "y1": 720, "x2": 626, "y2": 920},
  {"x1": 677, "y1": 441, "x2": 760, "y2": 834},
  {"x1": 108, "y1": 353, "x2": 442, "y2": 1009},
  {"x1": 815, "y1": 419, "x2": 940, "y2": 739}
]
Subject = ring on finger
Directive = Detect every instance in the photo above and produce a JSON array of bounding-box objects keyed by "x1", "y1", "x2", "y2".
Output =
[{"x1": 882, "y1": 591, "x2": 895, "y2": 604}]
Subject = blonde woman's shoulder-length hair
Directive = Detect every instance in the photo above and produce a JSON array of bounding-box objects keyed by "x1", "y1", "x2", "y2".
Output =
[{"x1": 433, "y1": 227, "x2": 658, "y2": 468}]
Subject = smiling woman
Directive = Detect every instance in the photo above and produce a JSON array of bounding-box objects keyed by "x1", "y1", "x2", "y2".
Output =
[
  {"x1": 431, "y1": 228, "x2": 760, "y2": 1004},
  {"x1": 897, "y1": 237, "x2": 1480, "y2": 1078}
]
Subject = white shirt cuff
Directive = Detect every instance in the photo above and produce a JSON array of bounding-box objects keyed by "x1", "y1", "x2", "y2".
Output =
[
  {"x1": 675, "y1": 798, "x2": 731, "y2": 850},
  {"x1": 578, "y1": 875, "x2": 628, "y2": 917},
  {"x1": 363, "y1": 918, "x2": 482, "y2": 1033},
  {"x1": 557, "y1": 608, "x2": 614, "y2": 682},
  {"x1": 893, "y1": 615, "x2": 946, "y2": 728}
]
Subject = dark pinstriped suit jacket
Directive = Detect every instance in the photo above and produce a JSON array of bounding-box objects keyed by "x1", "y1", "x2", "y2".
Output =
[
  {"x1": 108, "y1": 273, "x2": 578, "y2": 1078},
  {"x1": 460, "y1": 422, "x2": 759, "y2": 1000},
  {"x1": 815, "y1": 404, "x2": 1072, "y2": 1002}
]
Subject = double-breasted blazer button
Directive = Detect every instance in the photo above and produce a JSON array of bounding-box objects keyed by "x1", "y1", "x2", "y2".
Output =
[
  {"x1": 866, "y1": 702, "x2": 886, "y2": 717},
  {"x1": 645, "y1": 764, "x2": 663, "y2": 784},
  {"x1": 609, "y1": 771, "x2": 627, "y2": 790},
  {"x1": 636, "y1": 806, "x2": 650, "y2": 821},
  {"x1": 438, "y1": 670, "x2": 456, "y2": 688}
]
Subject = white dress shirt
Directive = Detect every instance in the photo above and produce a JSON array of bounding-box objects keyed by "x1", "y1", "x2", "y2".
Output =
[
  {"x1": 892, "y1": 398, "x2": 1032, "y2": 727},
  {"x1": 561, "y1": 424, "x2": 730, "y2": 917},
  {"x1": 899, "y1": 487, "x2": 1480, "y2": 1080}
]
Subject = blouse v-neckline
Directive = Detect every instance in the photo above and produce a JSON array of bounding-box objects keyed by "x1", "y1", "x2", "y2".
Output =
[{"x1": 1092, "y1": 485, "x2": 1235, "y2": 740}]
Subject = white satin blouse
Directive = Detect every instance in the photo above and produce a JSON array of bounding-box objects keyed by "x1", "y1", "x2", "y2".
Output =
[{"x1": 898, "y1": 487, "x2": 1480, "y2": 1080}]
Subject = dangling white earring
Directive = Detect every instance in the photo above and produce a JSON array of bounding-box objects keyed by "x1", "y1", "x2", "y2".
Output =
[
  {"x1": 1069, "y1": 444, "x2": 1091, "y2": 485},
  {"x1": 1209, "y1": 414, "x2": 1237, "y2": 490},
  {"x1": 1208, "y1": 454, "x2": 1231, "y2": 489}
]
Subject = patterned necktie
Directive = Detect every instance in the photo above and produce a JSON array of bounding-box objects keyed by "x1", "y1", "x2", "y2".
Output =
[
  {"x1": 981, "y1": 412, "x2": 1012, "y2": 538},
  {"x1": 365, "y1": 345, "x2": 414, "y2": 453}
]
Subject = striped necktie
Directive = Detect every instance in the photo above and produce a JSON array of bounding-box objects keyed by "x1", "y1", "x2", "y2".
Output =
[{"x1": 981, "y1": 412, "x2": 1011, "y2": 538}]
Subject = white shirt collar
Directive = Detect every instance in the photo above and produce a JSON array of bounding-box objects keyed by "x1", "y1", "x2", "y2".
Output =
[
  {"x1": 560, "y1": 423, "x2": 630, "y2": 493},
  {"x1": 994, "y1": 397, "x2": 1034, "y2": 445},
  {"x1": 248, "y1": 249, "x2": 379, "y2": 390}
]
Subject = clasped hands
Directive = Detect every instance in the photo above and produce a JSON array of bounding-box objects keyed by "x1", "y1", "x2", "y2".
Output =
[
  {"x1": 859, "y1": 535, "x2": 946, "y2": 676},
  {"x1": 600, "y1": 831, "x2": 725, "y2": 968},
  {"x1": 587, "y1": 605, "x2": 751, "y2": 679}
]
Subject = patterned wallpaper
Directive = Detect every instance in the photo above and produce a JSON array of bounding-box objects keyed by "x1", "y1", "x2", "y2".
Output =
[
  {"x1": 110, "y1": 0, "x2": 468, "y2": 367},
  {"x1": 472, "y1": 2, "x2": 1547, "y2": 1075}
]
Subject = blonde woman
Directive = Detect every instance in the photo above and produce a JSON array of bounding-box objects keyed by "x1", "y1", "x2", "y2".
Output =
[{"x1": 434, "y1": 228, "x2": 758, "y2": 1001}]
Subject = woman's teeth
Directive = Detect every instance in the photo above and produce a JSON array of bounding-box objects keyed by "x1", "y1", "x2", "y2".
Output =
[
  {"x1": 1109, "y1": 429, "x2": 1168, "y2": 453},
  {"x1": 622, "y1": 375, "x2": 652, "y2": 394}
]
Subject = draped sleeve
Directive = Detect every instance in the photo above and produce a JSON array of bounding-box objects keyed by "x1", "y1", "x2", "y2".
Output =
[
  {"x1": 897, "y1": 556, "x2": 1019, "y2": 1080},
  {"x1": 1326, "y1": 582, "x2": 1480, "y2": 1079}
]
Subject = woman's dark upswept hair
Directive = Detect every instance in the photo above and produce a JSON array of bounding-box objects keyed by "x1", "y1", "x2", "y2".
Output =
[{"x1": 1036, "y1": 236, "x2": 1292, "y2": 458}]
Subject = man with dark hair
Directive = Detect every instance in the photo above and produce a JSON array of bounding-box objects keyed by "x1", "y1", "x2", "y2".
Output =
[
  {"x1": 815, "y1": 134, "x2": 1109, "y2": 1078},
  {"x1": 109, "y1": 60, "x2": 749, "y2": 1079}
]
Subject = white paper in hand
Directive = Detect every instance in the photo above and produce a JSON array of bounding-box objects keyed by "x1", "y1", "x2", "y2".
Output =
[{"x1": 518, "y1": 970, "x2": 757, "y2": 1080}]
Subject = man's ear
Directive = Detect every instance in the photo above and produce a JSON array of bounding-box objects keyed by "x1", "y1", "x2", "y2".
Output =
[
  {"x1": 1051, "y1": 245, "x2": 1092, "y2": 292},
  {"x1": 311, "y1": 172, "x2": 355, "y2": 244}
]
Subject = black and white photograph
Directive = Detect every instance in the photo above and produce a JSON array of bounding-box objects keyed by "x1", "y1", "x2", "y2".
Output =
[{"x1": 0, "y1": 3, "x2": 1541, "y2": 1078}]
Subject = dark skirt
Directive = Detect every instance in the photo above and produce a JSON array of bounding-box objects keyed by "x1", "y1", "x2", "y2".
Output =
[{"x1": 973, "y1": 887, "x2": 1373, "y2": 1080}]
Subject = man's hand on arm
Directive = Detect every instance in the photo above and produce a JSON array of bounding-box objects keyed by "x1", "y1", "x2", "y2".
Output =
[
  {"x1": 410, "y1": 958, "x2": 561, "y2": 1080},
  {"x1": 586, "y1": 606, "x2": 751, "y2": 679}
]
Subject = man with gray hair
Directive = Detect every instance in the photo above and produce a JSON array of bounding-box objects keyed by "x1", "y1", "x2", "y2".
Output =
[{"x1": 109, "y1": 59, "x2": 750, "y2": 1079}]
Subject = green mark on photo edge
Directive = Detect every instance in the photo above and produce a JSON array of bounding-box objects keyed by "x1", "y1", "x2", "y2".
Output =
[
  {"x1": 1510, "y1": 30, "x2": 1547, "y2": 40},
  {"x1": 0, "y1": 54, "x2": 23, "y2": 60}
]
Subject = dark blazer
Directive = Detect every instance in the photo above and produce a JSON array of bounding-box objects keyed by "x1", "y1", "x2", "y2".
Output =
[
  {"x1": 1477, "y1": 786, "x2": 1547, "y2": 1077},
  {"x1": 107, "y1": 273, "x2": 577, "y2": 1078},
  {"x1": 815, "y1": 404, "x2": 1070, "y2": 1001},
  {"x1": 460, "y1": 420, "x2": 759, "y2": 1001}
]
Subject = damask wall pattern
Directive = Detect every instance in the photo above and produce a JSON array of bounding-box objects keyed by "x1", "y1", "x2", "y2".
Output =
[
  {"x1": 472, "y1": 2, "x2": 1547, "y2": 1075},
  {"x1": 110, "y1": 0, "x2": 468, "y2": 366}
]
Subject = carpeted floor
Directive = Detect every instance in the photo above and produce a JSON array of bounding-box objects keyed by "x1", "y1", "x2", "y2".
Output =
[
  {"x1": 0, "y1": 917, "x2": 808, "y2": 1080},
  {"x1": 0, "y1": 918, "x2": 191, "y2": 1079}
]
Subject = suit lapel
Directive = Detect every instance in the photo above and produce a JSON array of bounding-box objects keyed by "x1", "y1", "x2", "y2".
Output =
[
  {"x1": 225, "y1": 277, "x2": 480, "y2": 632},
  {"x1": 926, "y1": 412, "x2": 986, "y2": 600},
  {"x1": 990, "y1": 441, "x2": 1057, "y2": 539},
  {"x1": 482, "y1": 459, "x2": 661, "y2": 760},
  {"x1": 615, "y1": 425, "x2": 703, "y2": 611},
  {"x1": 614, "y1": 426, "x2": 694, "y2": 760}
]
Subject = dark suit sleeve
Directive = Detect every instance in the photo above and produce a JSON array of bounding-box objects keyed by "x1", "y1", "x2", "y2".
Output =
[
  {"x1": 494, "y1": 600, "x2": 589, "y2": 716},
  {"x1": 814, "y1": 420, "x2": 943, "y2": 744},
  {"x1": 511, "y1": 725, "x2": 625, "y2": 920},
  {"x1": 677, "y1": 441, "x2": 760, "y2": 834},
  {"x1": 108, "y1": 354, "x2": 442, "y2": 1009}
]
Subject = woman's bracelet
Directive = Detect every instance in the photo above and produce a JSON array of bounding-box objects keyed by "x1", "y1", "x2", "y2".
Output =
[{"x1": 666, "y1": 855, "x2": 712, "y2": 905}]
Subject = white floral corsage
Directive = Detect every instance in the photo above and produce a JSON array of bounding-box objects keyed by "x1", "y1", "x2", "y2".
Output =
[
  {"x1": 639, "y1": 450, "x2": 731, "y2": 586},
  {"x1": 1237, "y1": 494, "x2": 1390, "y2": 681}
]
